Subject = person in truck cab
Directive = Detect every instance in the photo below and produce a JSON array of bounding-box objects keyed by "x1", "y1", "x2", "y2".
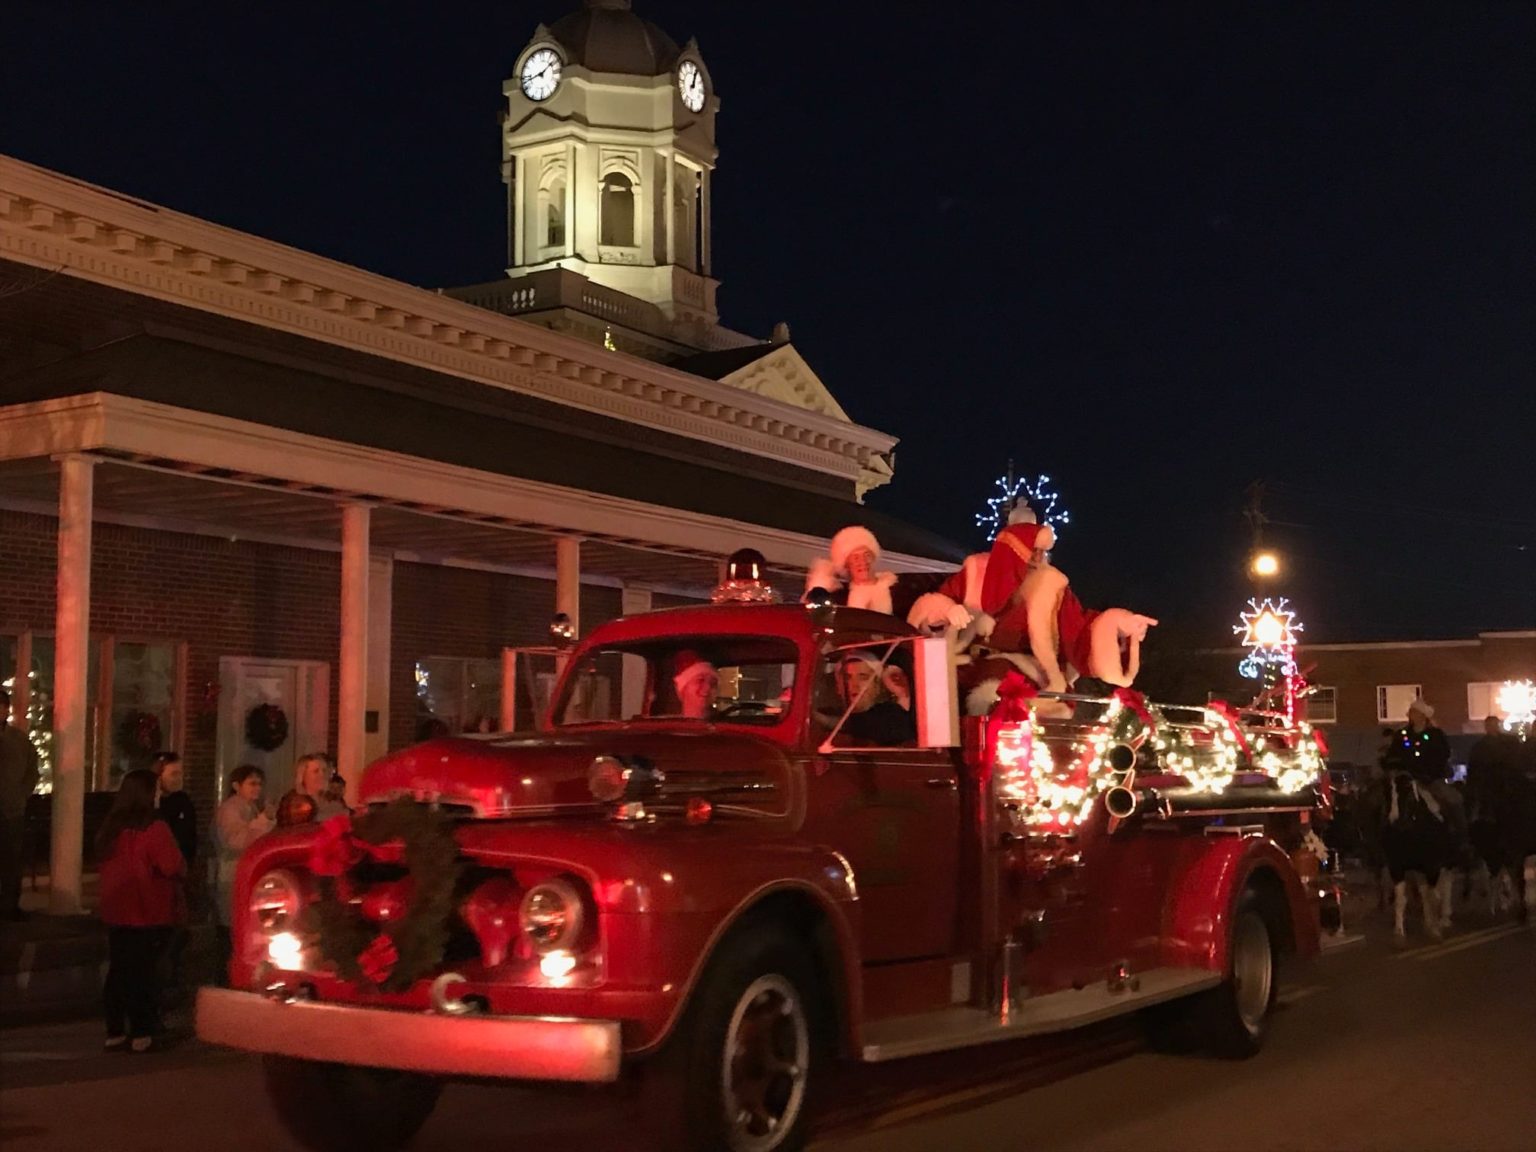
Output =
[
  {"x1": 833, "y1": 651, "x2": 916, "y2": 746},
  {"x1": 668, "y1": 651, "x2": 720, "y2": 721}
]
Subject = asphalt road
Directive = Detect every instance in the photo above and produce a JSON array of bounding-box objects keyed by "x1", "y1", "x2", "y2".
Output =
[{"x1": 3, "y1": 914, "x2": 1533, "y2": 1152}]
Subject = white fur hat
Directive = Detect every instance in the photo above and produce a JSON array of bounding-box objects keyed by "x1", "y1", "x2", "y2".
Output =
[
  {"x1": 829, "y1": 525, "x2": 880, "y2": 572},
  {"x1": 1007, "y1": 500, "x2": 1037, "y2": 526},
  {"x1": 672, "y1": 651, "x2": 717, "y2": 695},
  {"x1": 1407, "y1": 697, "x2": 1434, "y2": 721}
]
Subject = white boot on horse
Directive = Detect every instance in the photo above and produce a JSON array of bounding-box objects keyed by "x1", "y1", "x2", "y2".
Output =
[{"x1": 1382, "y1": 772, "x2": 1454, "y2": 945}]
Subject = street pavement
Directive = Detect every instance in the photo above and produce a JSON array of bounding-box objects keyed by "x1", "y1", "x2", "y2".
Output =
[{"x1": 2, "y1": 906, "x2": 1532, "y2": 1152}]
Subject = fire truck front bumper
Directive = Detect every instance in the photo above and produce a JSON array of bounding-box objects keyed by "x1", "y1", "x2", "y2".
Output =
[{"x1": 196, "y1": 987, "x2": 622, "y2": 1083}]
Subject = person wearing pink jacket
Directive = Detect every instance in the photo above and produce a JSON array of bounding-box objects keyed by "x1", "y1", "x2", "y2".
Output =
[{"x1": 96, "y1": 769, "x2": 186, "y2": 1053}]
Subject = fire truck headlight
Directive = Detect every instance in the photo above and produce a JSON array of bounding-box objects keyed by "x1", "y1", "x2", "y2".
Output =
[{"x1": 520, "y1": 879, "x2": 584, "y2": 954}]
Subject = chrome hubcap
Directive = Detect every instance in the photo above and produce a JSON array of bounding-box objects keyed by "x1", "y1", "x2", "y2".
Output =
[
  {"x1": 721, "y1": 974, "x2": 809, "y2": 1151},
  {"x1": 1232, "y1": 912, "x2": 1273, "y2": 1033}
]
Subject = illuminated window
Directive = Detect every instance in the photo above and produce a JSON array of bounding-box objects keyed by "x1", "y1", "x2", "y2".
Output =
[
  {"x1": 1376, "y1": 684, "x2": 1421, "y2": 724},
  {"x1": 1308, "y1": 686, "x2": 1337, "y2": 724}
]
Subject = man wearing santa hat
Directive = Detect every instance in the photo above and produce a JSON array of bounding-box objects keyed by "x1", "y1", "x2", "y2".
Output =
[
  {"x1": 804, "y1": 526, "x2": 898, "y2": 614},
  {"x1": 667, "y1": 650, "x2": 719, "y2": 721}
]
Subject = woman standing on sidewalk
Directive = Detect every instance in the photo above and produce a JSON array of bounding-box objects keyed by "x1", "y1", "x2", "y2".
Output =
[
  {"x1": 152, "y1": 752, "x2": 197, "y2": 1000},
  {"x1": 210, "y1": 765, "x2": 274, "y2": 981},
  {"x1": 97, "y1": 769, "x2": 185, "y2": 1052}
]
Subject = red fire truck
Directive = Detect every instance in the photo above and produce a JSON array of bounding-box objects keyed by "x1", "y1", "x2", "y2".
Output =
[{"x1": 198, "y1": 595, "x2": 1330, "y2": 1152}]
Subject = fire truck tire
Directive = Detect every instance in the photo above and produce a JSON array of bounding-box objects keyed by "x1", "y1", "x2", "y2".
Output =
[
  {"x1": 640, "y1": 927, "x2": 825, "y2": 1152},
  {"x1": 262, "y1": 1054, "x2": 443, "y2": 1152},
  {"x1": 1196, "y1": 894, "x2": 1278, "y2": 1058}
]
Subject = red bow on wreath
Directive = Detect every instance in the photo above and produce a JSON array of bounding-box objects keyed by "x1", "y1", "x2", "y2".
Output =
[{"x1": 358, "y1": 933, "x2": 399, "y2": 985}]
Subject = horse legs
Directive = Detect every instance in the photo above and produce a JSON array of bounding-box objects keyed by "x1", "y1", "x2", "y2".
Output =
[
  {"x1": 1425, "y1": 872, "x2": 1449, "y2": 940},
  {"x1": 1393, "y1": 880, "x2": 1409, "y2": 942},
  {"x1": 1419, "y1": 875, "x2": 1443, "y2": 941}
]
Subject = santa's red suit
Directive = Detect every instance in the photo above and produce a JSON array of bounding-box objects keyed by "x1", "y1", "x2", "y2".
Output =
[{"x1": 942, "y1": 520, "x2": 1158, "y2": 711}]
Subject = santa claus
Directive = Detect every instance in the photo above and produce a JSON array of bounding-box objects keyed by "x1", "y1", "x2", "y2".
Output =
[
  {"x1": 804, "y1": 526, "x2": 899, "y2": 614},
  {"x1": 913, "y1": 503, "x2": 1158, "y2": 714}
]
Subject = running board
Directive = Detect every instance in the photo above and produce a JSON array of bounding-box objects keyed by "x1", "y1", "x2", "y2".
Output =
[{"x1": 860, "y1": 967, "x2": 1221, "y2": 1062}]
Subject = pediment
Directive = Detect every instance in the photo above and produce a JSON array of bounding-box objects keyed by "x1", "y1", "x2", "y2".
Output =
[{"x1": 715, "y1": 343, "x2": 853, "y2": 422}]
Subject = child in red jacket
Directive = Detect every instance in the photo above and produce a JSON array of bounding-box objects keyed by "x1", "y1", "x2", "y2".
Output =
[{"x1": 97, "y1": 768, "x2": 186, "y2": 1052}]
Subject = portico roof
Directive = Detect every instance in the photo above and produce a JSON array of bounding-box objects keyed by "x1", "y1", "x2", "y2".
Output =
[{"x1": 0, "y1": 394, "x2": 956, "y2": 596}]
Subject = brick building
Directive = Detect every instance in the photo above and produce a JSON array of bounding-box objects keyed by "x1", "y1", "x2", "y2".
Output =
[
  {"x1": 0, "y1": 8, "x2": 964, "y2": 913},
  {"x1": 1171, "y1": 631, "x2": 1536, "y2": 768},
  {"x1": 1296, "y1": 631, "x2": 1536, "y2": 764}
]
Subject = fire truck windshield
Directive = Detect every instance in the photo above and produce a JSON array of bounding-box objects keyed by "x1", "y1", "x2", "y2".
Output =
[{"x1": 551, "y1": 636, "x2": 800, "y2": 727}]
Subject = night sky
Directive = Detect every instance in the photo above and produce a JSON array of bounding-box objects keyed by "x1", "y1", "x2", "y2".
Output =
[{"x1": 4, "y1": 1, "x2": 1532, "y2": 641}]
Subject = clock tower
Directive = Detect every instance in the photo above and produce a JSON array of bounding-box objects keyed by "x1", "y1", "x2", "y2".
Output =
[{"x1": 454, "y1": 0, "x2": 742, "y2": 360}]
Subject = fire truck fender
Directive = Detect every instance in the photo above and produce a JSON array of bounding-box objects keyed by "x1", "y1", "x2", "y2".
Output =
[
  {"x1": 638, "y1": 870, "x2": 863, "y2": 1058},
  {"x1": 1162, "y1": 837, "x2": 1310, "y2": 974}
]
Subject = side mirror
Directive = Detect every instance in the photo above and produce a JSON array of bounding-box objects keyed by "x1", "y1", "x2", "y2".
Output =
[{"x1": 913, "y1": 636, "x2": 959, "y2": 748}]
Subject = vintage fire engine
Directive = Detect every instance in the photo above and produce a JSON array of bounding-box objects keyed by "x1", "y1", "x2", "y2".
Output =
[{"x1": 197, "y1": 585, "x2": 1331, "y2": 1152}]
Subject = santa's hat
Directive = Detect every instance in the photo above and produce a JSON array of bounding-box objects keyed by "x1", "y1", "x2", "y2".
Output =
[
  {"x1": 978, "y1": 521, "x2": 1056, "y2": 616},
  {"x1": 1007, "y1": 500, "x2": 1037, "y2": 526},
  {"x1": 1407, "y1": 697, "x2": 1435, "y2": 722},
  {"x1": 829, "y1": 525, "x2": 880, "y2": 573},
  {"x1": 671, "y1": 650, "x2": 716, "y2": 694}
]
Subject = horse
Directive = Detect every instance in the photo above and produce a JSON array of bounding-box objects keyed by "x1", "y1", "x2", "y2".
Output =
[
  {"x1": 1381, "y1": 771, "x2": 1454, "y2": 943},
  {"x1": 1468, "y1": 770, "x2": 1536, "y2": 923}
]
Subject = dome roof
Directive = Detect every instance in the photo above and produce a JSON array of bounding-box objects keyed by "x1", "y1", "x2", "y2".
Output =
[{"x1": 548, "y1": 1, "x2": 681, "y2": 77}]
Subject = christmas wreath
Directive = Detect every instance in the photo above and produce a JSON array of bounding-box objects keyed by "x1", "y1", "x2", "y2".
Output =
[
  {"x1": 298, "y1": 799, "x2": 463, "y2": 992},
  {"x1": 244, "y1": 703, "x2": 290, "y2": 752},
  {"x1": 114, "y1": 710, "x2": 162, "y2": 762}
]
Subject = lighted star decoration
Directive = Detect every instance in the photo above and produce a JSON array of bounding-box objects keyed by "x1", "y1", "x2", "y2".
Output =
[
  {"x1": 976, "y1": 466, "x2": 1071, "y2": 543},
  {"x1": 1235, "y1": 598, "x2": 1301, "y2": 680},
  {"x1": 1497, "y1": 679, "x2": 1536, "y2": 734}
]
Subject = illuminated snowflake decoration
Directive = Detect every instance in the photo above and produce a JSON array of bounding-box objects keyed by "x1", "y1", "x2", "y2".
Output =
[
  {"x1": 976, "y1": 468, "x2": 1072, "y2": 544},
  {"x1": 1235, "y1": 598, "x2": 1301, "y2": 680}
]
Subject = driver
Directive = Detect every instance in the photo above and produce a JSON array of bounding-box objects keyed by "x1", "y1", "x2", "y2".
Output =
[
  {"x1": 671, "y1": 651, "x2": 720, "y2": 721},
  {"x1": 835, "y1": 652, "x2": 916, "y2": 745}
]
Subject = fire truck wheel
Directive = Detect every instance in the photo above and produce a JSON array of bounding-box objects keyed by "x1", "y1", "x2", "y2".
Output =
[
  {"x1": 1199, "y1": 894, "x2": 1278, "y2": 1058},
  {"x1": 642, "y1": 928, "x2": 824, "y2": 1152},
  {"x1": 262, "y1": 1055, "x2": 443, "y2": 1152}
]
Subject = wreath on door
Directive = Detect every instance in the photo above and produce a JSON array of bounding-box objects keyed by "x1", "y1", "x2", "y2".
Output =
[
  {"x1": 115, "y1": 710, "x2": 162, "y2": 763},
  {"x1": 245, "y1": 703, "x2": 290, "y2": 752}
]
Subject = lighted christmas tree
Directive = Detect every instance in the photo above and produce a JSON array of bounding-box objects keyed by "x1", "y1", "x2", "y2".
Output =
[{"x1": 975, "y1": 462, "x2": 1071, "y2": 543}]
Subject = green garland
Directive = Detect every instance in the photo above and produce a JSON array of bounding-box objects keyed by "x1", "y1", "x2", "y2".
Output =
[{"x1": 299, "y1": 798, "x2": 463, "y2": 993}]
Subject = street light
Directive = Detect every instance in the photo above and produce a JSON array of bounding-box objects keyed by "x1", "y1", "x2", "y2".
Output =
[{"x1": 1250, "y1": 550, "x2": 1280, "y2": 578}]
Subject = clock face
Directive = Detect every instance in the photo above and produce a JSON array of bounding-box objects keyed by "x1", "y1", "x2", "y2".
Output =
[
  {"x1": 521, "y1": 48, "x2": 562, "y2": 102},
  {"x1": 678, "y1": 60, "x2": 705, "y2": 112}
]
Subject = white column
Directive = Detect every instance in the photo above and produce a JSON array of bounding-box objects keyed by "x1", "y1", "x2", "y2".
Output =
[
  {"x1": 338, "y1": 504, "x2": 370, "y2": 805},
  {"x1": 565, "y1": 141, "x2": 578, "y2": 261},
  {"x1": 555, "y1": 537, "x2": 580, "y2": 676},
  {"x1": 701, "y1": 169, "x2": 712, "y2": 275},
  {"x1": 50, "y1": 455, "x2": 94, "y2": 915},
  {"x1": 664, "y1": 152, "x2": 676, "y2": 266},
  {"x1": 364, "y1": 554, "x2": 392, "y2": 766},
  {"x1": 555, "y1": 537, "x2": 581, "y2": 637}
]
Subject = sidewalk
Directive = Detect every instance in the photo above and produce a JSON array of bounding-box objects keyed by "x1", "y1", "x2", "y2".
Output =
[{"x1": 1, "y1": 873, "x2": 220, "y2": 1025}]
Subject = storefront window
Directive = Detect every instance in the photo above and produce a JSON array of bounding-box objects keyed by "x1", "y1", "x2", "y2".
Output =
[
  {"x1": 107, "y1": 641, "x2": 177, "y2": 782},
  {"x1": 415, "y1": 657, "x2": 502, "y2": 738}
]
